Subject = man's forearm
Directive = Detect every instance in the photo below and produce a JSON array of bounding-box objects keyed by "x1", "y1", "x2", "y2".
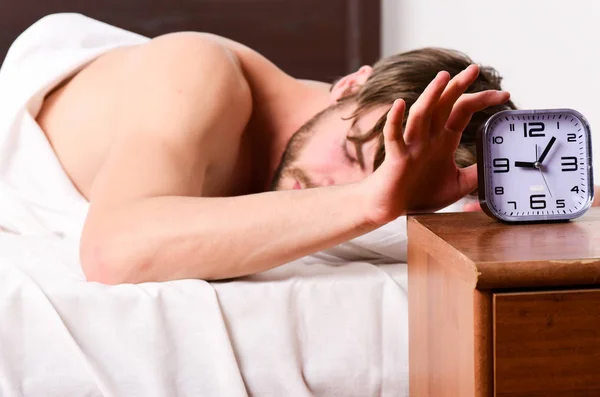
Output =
[{"x1": 81, "y1": 183, "x2": 378, "y2": 284}]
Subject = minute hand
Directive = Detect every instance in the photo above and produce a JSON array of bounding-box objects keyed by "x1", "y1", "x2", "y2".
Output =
[{"x1": 537, "y1": 136, "x2": 557, "y2": 164}]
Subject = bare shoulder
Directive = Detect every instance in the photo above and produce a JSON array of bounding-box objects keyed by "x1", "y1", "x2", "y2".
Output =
[
  {"x1": 120, "y1": 32, "x2": 252, "y2": 145},
  {"x1": 38, "y1": 32, "x2": 253, "y2": 197},
  {"x1": 90, "y1": 33, "x2": 255, "y2": 199},
  {"x1": 128, "y1": 32, "x2": 245, "y2": 86}
]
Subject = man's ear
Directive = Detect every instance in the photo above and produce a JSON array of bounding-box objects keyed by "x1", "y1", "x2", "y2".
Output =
[{"x1": 329, "y1": 65, "x2": 373, "y2": 104}]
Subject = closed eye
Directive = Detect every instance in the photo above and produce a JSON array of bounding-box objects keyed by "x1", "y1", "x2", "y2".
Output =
[{"x1": 342, "y1": 139, "x2": 358, "y2": 164}]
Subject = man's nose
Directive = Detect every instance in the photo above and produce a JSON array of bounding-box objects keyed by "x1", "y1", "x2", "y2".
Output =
[{"x1": 320, "y1": 177, "x2": 335, "y2": 187}]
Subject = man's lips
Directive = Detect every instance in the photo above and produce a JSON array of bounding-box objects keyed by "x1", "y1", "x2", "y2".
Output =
[{"x1": 293, "y1": 181, "x2": 301, "y2": 190}]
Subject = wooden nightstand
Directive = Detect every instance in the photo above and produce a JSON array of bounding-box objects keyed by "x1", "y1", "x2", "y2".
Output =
[{"x1": 407, "y1": 208, "x2": 600, "y2": 397}]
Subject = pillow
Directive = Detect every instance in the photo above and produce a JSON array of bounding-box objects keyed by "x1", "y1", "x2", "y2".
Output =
[{"x1": 311, "y1": 196, "x2": 478, "y2": 264}]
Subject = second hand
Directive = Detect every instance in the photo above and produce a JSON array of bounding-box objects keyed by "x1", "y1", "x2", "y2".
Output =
[{"x1": 536, "y1": 144, "x2": 553, "y2": 197}]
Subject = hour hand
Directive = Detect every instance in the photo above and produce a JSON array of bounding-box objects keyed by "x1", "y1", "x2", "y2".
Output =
[{"x1": 515, "y1": 161, "x2": 537, "y2": 168}]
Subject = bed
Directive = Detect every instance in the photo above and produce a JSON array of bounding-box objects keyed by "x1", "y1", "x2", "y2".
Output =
[
  {"x1": 0, "y1": 2, "x2": 416, "y2": 396},
  {"x1": 0, "y1": 231, "x2": 411, "y2": 396}
]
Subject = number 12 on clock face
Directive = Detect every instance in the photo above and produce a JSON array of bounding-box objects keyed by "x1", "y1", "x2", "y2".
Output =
[{"x1": 477, "y1": 109, "x2": 594, "y2": 223}]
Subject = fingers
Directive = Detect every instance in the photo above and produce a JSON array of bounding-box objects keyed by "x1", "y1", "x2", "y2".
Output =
[
  {"x1": 445, "y1": 90, "x2": 511, "y2": 136},
  {"x1": 463, "y1": 201, "x2": 482, "y2": 212},
  {"x1": 457, "y1": 163, "x2": 479, "y2": 198},
  {"x1": 430, "y1": 64, "x2": 479, "y2": 133},
  {"x1": 403, "y1": 71, "x2": 451, "y2": 143},
  {"x1": 382, "y1": 99, "x2": 407, "y2": 159}
]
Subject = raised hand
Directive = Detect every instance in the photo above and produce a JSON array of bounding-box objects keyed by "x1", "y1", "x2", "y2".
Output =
[{"x1": 362, "y1": 65, "x2": 511, "y2": 225}]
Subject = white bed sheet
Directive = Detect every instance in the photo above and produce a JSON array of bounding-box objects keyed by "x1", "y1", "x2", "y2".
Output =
[{"x1": 0, "y1": 232, "x2": 409, "y2": 397}]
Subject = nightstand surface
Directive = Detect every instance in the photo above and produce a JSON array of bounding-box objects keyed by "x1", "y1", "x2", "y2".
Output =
[{"x1": 409, "y1": 208, "x2": 600, "y2": 289}]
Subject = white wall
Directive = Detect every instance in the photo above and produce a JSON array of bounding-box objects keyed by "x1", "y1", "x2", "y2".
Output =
[{"x1": 382, "y1": 0, "x2": 600, "y2": 179}]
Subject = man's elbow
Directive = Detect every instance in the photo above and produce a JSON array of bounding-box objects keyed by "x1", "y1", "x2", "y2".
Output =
[{"x1": 80, "y1": 234, "x2": 143, "y2": 285}]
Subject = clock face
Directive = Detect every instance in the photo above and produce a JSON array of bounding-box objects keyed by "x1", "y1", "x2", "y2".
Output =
[{"x1": 479, "y1": 109, "x2": 594, "y2": 222}]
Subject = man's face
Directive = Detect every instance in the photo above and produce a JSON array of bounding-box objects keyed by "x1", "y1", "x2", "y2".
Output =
[{"x1": 270, "y1": 102, "x2": 389, "y2": 191}]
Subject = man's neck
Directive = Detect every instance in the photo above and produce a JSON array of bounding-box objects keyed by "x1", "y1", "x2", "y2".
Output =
[
  {"x1": 206, "y1": 34, "x2": 334, "y2": 191},
  {"x1": 247, "y1": 77, "x2": 332, "y2": 191}
]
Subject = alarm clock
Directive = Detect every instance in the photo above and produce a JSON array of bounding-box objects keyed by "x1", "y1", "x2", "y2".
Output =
[{"x1": 476, "y1": 109, "x2": 594, "y2": 223}]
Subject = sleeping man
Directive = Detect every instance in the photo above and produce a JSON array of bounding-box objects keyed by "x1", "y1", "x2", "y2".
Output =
[{"x1": 1, "y1": 14, "x2": 592, "y2": 284}]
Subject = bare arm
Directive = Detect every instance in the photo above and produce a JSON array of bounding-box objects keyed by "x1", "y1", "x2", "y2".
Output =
[{"x1": 83, "y1": 187, "x2": 376, "y2": 283}]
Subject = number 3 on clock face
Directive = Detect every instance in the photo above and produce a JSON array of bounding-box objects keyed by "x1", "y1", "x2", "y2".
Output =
[{"x1": 476, "y1": 109, "x2": 594, "y2": 223}]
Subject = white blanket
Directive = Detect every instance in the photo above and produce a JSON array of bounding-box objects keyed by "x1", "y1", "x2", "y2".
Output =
[
  {"x1": 0, "y1": 231, "x2": 409, "y2": 397},
  {"x1": 0, "y1": 13, "x2": 147, "y2": 239}
]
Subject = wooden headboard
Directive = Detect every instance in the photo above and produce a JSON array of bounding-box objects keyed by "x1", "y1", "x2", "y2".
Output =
[{"x1": 0, "y1": 0, "x2": 380, "y2": 82}]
